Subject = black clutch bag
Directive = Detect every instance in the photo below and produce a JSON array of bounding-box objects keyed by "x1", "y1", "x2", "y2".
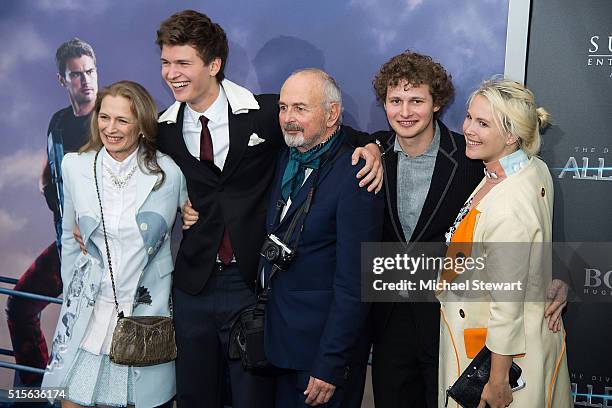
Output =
[{"x1": 446, "y1": 346, "x2": 522, "y2": 408}]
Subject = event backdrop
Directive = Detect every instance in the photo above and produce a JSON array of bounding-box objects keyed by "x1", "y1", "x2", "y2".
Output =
[
  {"x1": 527, "y1": 0, "x2": 612, "y2": 406},
  {"x1": 0, "y1": 0, "x2": 510, "y2": 395}
]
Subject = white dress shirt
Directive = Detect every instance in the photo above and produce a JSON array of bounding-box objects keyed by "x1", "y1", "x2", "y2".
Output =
[
  {"x1": 80, "y1": 147, "x2": 147, "y2": 355},
  {"x1": 182, "y1": 85, "x2": 230, "y2": 170}
]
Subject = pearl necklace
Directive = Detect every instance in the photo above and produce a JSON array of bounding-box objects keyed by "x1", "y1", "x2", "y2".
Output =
[{"x1": 103, "y1": 163, "x2": 138, "y2": 190}]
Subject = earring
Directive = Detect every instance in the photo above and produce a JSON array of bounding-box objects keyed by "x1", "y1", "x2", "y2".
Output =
[{"x1": 139, "y1": 132, "x2": 144, "y2": 138}]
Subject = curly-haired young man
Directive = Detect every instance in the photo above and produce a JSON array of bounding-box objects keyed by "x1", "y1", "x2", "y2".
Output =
[{"x1": 369, "y1": 51, "x2": 483, "y2": 408}]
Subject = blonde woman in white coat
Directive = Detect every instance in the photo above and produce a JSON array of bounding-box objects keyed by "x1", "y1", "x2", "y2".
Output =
[{"x1": 438, "y1": 78, "x2": 572, "y2": 408}]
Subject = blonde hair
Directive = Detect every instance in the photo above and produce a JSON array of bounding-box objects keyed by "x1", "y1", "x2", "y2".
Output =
[
  {"x1": 467, "y1": 77, "x2": 550, "y2": 157},
  {"x1": 81, "y1": 80, "x2": 165, "y2": 188}
]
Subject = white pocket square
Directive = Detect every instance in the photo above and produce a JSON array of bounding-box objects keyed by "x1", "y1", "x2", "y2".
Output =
[{"x1": 247, "y1": 133, "x2": 266, "y2": 146}]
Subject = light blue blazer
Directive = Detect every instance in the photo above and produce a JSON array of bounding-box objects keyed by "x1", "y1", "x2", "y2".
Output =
[{"x1": 42, "y1": 149, "x2": 187, "y2": 407}]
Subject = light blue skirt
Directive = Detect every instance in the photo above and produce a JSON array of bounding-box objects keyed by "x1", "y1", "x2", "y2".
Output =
[{"x1": 63, "y1": 348, "x2": 135, "y2": 407}]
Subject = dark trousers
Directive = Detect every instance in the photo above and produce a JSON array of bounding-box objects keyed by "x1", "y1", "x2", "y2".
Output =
[
  {"x1": 371, "y1": 303, "x2": 439, "y2": 408},
  {"x1": 6, "y1": 242, "x2": 62, "y2": 386},
  {"x1": 276, "y1": 370, "x2": 344, "y2": 408},
  {"x1": 173, "y1": 263, "x2": 275, "y2": 408}
]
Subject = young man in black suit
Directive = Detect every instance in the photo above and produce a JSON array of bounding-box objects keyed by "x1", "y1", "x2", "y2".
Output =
[
  {"x1": 369, "y1": 51, "x2": 483, "y2": 408},
  {"x1": 154, "y1": 10, "x2": 382, "y2": 407}
]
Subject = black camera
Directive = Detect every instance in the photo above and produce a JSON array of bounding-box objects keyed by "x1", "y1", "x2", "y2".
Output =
[{"x1": 260, "y1": 234, "x2": 294, "y2": 270}]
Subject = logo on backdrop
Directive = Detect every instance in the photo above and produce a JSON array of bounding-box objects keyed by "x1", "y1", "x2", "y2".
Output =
[
  {"x1": 587, "y1": 35, "x2": 612, "y2": 77},
  {"x1": 556, "y1": 146, "x2": 611, "y2": 181},
  {"x1": 583, "y1": 267, "x2": 612, "y2": 297},
  {"x1": 571, "y1": 372, "x2": 612, "y2": 407}
]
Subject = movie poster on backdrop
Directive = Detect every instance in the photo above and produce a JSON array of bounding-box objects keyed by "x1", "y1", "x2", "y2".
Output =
[
  {"x1": 526, "y1": 0, "x2": 612, "y2": 406},
  {"x1": 0, "y1": 0, "x2": 510, "y2": 403}
]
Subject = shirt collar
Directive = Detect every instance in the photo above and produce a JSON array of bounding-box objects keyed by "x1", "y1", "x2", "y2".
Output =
[
  {"x1": 185, "y1": 85, "x2": 227, "y2": 125},
  {"x1": 498, "y1": 148, "x2": 529, "y2": 176},
  {"x1": 158, "y1": 78, "x2": 260, "y2": 124},
  {"x1": 102, "y1": 146, "x2": 139, "y2": 174},
  {"x1": 393, "y1": 121, "x2": 440, "y2": 158}
]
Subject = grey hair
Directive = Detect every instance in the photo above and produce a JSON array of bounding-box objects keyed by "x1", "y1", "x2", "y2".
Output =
[{"x1": 290, "y1": 68, "x2": 343, "y2": 124}]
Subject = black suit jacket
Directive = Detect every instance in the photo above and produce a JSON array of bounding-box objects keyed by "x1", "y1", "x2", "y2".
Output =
[
  {"x1": 371, "y1": 121, "x2": 483, "y2": 339},
  {"x1": 157, "y1": 94, "x2": 284, "y2": 294},
  {"x1": 157, "y1": 95, "x2": 374, "y2": 295}
]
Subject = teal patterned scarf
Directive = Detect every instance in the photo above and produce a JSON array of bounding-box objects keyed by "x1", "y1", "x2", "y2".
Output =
[{"x1": 280, "y1": 129, "x2": 341, "y2": 202}]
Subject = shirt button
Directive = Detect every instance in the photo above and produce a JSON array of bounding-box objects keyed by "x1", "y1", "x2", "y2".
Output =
[
  {"x1": 147, "y1": 247, "x2": 154, "y2": 255},
  {"x1": 140, "y1": 222, "x2": 148, "y2": 231},
  {"x1": 541, "y1": 188, "x2": 545, "y2": 197},
  {"x1": 459, "y1": 309, "x2": 465, "y2": 318}
]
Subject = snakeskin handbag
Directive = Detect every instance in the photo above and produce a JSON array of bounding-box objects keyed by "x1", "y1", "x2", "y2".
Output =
[{"x1": 93, "y1": 150, "x2": 177, "y2": 366}]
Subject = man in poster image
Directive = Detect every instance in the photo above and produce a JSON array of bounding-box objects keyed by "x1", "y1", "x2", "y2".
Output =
[
  {"x1": 154, "y1": 10, "x2": 382, "y2": 407},
  {"x1": 6, "y1": 37, "x2": 98, "y2": 387}
]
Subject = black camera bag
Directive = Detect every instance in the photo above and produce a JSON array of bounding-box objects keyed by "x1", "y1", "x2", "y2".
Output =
[
  {"x1": 228, "y1": 300, "x2": 272, "y2": 374},
  {"x1": 228, "y1": 195, "x2": 311, "y2": 376}
]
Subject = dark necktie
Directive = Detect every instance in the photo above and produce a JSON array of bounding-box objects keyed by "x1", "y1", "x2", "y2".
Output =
[
  {"x1": 199, "y1": 115, "x2": 233, "y2": 265},
  {"x1": 199, "y1": 116, "x2": 214, "y2": 162}
]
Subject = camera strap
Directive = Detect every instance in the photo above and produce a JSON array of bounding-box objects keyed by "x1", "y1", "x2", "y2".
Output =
[
  {"x1": 257, "y1": 137, "x2": 350, "y2": 307},
  {"x1": 258, "y1": 180, "x2": 314, "y2": 305}
]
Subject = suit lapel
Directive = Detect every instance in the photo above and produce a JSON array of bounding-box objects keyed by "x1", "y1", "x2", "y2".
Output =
[
  {"x1": 411, "y1": 122, "x2": 459, "y2": 242},
  {"x1": 80, "y1": 152, "x2": 102, "y2": 246},
  {"x1": 266, "y1": 149, "x2": 288, "y2": 229},
  {"x1": 167, "y1": 103, "x2": 221, "y2": 180},
  {"x1": 221, "y1": 109, "x2": 252, "y2": 183},
  {"x1": 382, "y1": 135, "x2": 407, "y2": 242},
  {"x1": 134, "y1": 163, "x2": 159, "y2": 212},
  {"x1": 170, "y1": 103, "x2": 192, "y2": 161}
]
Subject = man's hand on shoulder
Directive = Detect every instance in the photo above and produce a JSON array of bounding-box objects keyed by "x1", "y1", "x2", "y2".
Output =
[
  {"x1": 303, "y1": 376, "x2": 336, "y2": 406},
  {"x1": 352, "y1": 143, "x2": 383, "y2": 193}
]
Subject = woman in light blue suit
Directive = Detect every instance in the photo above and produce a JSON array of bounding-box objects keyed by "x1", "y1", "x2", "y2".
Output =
[{"x1": 42, "y1": 81, "x2": 187, "y2": 408}]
